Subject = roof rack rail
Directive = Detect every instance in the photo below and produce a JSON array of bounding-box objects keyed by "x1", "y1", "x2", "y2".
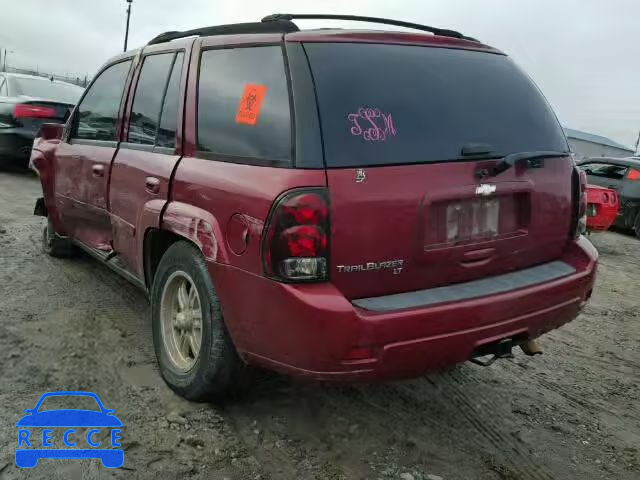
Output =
[
  {"x1": 147, "y1": 19, "x2": 299, "y2": 46},
  {"x1": 262, "y1": 13, "x2": 475, "y2": 41}
]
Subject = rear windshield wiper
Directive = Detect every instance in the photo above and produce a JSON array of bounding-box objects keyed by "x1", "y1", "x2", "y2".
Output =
[
  {"x1": 460, "y1": 145, "x2": 569, "y2": 179},
  {"x1": 490, "y1": 151, "x2": 569, "y2": 177}
]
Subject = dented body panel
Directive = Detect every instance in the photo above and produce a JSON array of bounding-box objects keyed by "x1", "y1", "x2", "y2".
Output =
[{"x1": 169, "y1": 156, "x2": 326, "y2": 273}]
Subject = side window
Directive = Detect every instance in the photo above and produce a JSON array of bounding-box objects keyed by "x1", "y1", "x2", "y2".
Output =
[
  {"x1": 128, "y1": 53, "x2": 175, "y2": 145},
  {"x1": 197, "y1": 46, "x2": 292, "y2": 162},
  {"x1": 156, "y1": 52, "x2": 184, "y2": 149},
  {"x1": 0, "y1": 77, "x2": 6, "y2": 96},
  {"x1": 74, "y1": 61, "x2": 132, "y2": 141}
]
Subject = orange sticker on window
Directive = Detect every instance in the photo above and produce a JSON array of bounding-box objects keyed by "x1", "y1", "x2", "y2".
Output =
[{"x1": 235, "y1": 84, "x2": 267, "y2": 126}]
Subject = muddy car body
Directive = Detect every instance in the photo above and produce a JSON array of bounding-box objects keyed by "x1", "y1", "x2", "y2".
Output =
[{"x1": 30, "y1": 14, "x2": 597, "y2": 400}]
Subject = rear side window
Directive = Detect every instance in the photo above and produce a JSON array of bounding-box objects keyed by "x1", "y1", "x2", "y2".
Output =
[
  {"x1": 128, "y1": 53, "x2": 175, "y2": 145},
  {"x1": 157, "y1": 52, "x2": 184, "y2": 148},
  {"x1": 197, "y1": 46, "x2": 292, "y2": 162},
  {"x1": 74, "y1": 60, "x2": 132, "y2": 141},
  {"x1": 305, "y1": 43, "x2": 569, "y2": 168}
]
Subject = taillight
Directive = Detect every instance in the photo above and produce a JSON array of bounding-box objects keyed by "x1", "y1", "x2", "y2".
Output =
[
  {"x1": 262, "y1": 189, "x2": 329, "y2": 282},
  {"x1": 627, "y1": 168, "x2": 640, "y2": 181},
  {"x1": 601, "y1": 191, "x2": 617, "y2": 205},
  {"x1": 571, "y1": 167, "x2": 588, "y2": 238},
  {"x1": 14, "y1": 104, "x2": 56, "y2": 119}
]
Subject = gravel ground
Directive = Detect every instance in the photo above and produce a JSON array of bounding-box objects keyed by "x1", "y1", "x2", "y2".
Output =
[{"x1": 0, "y1": 170, "x2": 638, "y2": 480}]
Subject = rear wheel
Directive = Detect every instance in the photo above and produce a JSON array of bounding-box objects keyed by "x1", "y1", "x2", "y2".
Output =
[
  {"x1": 42, "y1": 218, "x2": 75, "y2": 257},
  {"x1": 151, "y1": 241, "x2": 246, "y2": 401},
  {"x1": 633, "y1": 211, "x2": 640, "y2": 239}
]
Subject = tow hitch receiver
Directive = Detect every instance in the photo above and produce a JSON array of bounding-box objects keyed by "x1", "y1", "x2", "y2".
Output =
[{"x1": 470, "y1": 338, "x2": 515, "y2": 367}]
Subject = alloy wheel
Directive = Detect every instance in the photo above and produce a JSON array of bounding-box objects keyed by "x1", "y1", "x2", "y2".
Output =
[{"x1": 160, "y1": 271, "x2": 203, "y2": 371}]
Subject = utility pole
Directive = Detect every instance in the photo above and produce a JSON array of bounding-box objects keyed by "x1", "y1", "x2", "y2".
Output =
[
  {"x1": 3, "y1": 49, "x2": 14, "y2": 71},
  {"x1": 124, "y1": 0, "x2": 133, "y2": 52}
]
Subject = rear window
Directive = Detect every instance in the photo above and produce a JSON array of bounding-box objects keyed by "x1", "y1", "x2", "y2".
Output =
[
  {"x1": 305, "y1": 43, "x2": 569, "y2": 168},
  {"x1": 579, "y1": 162, "x2": 628, "y2": 180},
  {"x1": 10, "y1": 77, "x2": 83, "y2": 104}
]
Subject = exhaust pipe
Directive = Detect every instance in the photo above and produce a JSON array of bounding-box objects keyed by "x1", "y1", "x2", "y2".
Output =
[{"x1": 520, "y1": 339, "x2": 543, "y2": 356}]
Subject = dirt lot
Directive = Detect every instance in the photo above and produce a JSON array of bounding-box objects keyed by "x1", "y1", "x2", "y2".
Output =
[{"x1": 0, "y1": 170, "x2": 638, "y2": 480}]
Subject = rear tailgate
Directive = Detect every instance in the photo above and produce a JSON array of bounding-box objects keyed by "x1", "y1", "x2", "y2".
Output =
[
  {"x1": 304, "y1": 42, "x2": 572, "y2": 300},
  {"x1": 327, "y1": 159, "x2": 572, "y2": 299}
]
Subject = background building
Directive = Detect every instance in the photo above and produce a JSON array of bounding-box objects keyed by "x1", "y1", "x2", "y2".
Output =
[{"x1": 564, "y1": 127, "x2": 635, "y2": 160}]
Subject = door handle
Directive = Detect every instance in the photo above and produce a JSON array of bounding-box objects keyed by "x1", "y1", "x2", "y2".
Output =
[
  {"x1": 92, "y1": 164, "x2": 104, "y2": 177},
  {"x1": 460, "y1": 247, "x2": 496, "y2": 268},
  {"x1": 145, "y1": 177, "x2": 160, "y2": 194}
]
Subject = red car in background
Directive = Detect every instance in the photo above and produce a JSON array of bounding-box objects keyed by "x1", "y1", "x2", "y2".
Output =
[
  {"x1": 585, "y1": 185, "x2": 619, "y2": 232},
  {"x1": 579, "y1": 157, "x2": 640, "y2": 237}
]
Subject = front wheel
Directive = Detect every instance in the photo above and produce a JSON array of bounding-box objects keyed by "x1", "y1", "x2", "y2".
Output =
[
  {"x1": 151, "y1": 241, "x2": 246, "y2": 401},
  {"x1": 42, "y1": 218, "x2": 75, "y2": 257}
]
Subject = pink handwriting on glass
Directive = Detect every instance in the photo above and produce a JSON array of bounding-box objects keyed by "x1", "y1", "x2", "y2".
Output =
[{"x1": 347, "y1": 108, "x2": 397, "y2": 142}]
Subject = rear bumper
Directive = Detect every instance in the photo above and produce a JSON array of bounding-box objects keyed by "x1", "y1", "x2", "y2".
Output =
[
  {"x1": 211, "y1": 236, "x2": 598, "y2": 381},
  {"x1": 587, "y1": 202, "x2": 618, "y2": 231}
]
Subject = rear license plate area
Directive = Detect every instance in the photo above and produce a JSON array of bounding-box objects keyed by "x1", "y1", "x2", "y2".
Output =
[
  {"x1": 446, "y1": 198, "x2": 500, "y2": 243},
  {"x1": 424, "y1": 194, "x2": 528, "y2": 250}
]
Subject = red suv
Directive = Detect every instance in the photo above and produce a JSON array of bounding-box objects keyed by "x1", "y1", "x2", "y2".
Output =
[{"x1": 30, "y1": 14, "x2": 598, "y2": 400}]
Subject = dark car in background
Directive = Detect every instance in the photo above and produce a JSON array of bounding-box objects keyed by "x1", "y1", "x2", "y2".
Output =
[
  {"x1": 578, "y1": 157, "x2": 640, "y2": 237},
  {"x1": 0, "y1": 73, "x2": 84, "y2": 167}
]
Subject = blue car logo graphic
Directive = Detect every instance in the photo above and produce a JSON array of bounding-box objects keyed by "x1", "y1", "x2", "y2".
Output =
[{"x1": 16, "y1": 391, "x2": 123, "y2": 468}]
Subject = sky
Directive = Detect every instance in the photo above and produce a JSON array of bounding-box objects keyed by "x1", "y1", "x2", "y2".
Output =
[{"x1": 1, "y1": 0, "x2": 638, "y2": 149}]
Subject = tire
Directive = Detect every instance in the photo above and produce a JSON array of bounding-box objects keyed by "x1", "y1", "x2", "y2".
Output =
[
  {"x1": 42, "y1": 218, "x2": 76, "y2": 257},
  {"x1": 151, "y1": 241, "x2": 246, "y2": 401},
  {"x1": 634, "y1": 211, "x2": 640, "y2": 239}
]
